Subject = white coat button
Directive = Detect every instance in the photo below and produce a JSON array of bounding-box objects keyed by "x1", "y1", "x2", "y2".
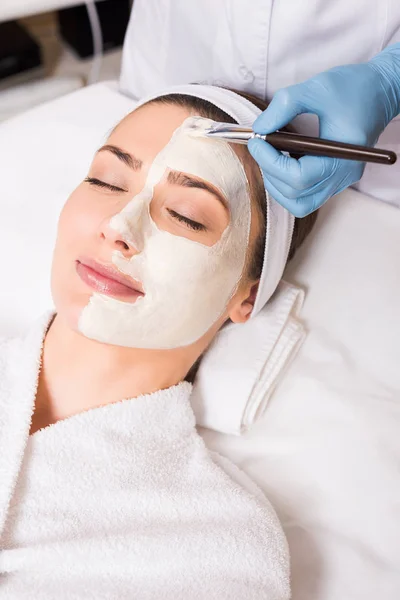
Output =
[{"x1": 239, "y1": 66, "x2": 255, "y2": 82}]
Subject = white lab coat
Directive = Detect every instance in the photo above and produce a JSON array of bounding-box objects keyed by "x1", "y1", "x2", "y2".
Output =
[
  {"x1": 0, "y1": 312, "x2": 290, "y2": 600},
  {"x1": 120, "y1": 0, "x2": 400, "y2": 206}
]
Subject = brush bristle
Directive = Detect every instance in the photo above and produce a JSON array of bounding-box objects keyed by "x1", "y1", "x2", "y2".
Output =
[{"x1": 184, "y1": 116, "x2": 215, "y2": 139}]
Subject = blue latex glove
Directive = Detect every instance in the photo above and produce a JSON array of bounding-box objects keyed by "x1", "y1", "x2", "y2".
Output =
[{"x1": 248, "y1": 43, "x2": 400, "y2": 217}]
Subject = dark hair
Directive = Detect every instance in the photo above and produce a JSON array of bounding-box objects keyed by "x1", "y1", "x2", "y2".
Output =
[{"x1": 144, "y1": 88, "x2": 318, "y2": 282}]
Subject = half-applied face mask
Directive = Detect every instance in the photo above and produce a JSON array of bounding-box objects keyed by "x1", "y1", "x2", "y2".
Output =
[
  {"x1": 78, "y1": 115, "x2": 251, "y2": 349},
  {"x1": 79, "y1": 84, "x2": 294, "y2": 349}
]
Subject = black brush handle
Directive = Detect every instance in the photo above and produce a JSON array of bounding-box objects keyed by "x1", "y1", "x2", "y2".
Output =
[{"x1": 261, "y1": 131, "x2": 397, "y2": 165}]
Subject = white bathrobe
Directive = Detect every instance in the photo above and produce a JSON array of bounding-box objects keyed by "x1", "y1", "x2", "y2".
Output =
[{"x1": 0, "y1": 312, "x2": 290, "y2": 600}]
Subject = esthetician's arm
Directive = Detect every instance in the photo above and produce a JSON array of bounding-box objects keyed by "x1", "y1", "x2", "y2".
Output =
[{"x1": 248, "y1": 43, "x2": 400, "y2": 217}]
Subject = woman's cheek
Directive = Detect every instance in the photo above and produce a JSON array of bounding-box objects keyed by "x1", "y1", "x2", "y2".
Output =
[{"x1": 60, "y1": 187, "x2": 100, "y2": 240}]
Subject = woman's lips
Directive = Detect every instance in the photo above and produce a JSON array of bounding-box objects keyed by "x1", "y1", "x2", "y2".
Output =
[{"x1": 76, "y1": 258, "x2": 144, "y2": 301}]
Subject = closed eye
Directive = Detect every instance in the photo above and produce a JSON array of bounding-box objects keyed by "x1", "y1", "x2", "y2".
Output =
[
  {"x1": 167, "y1": 209, "x2": 206, "y2": 232},
  {"x1": 84, "y1": 176, "x2": 127, "y2": 193}
]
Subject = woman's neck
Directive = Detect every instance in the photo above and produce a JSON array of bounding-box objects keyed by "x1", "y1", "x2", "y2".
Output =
[{"x1": 36, "y1": 313, "x2": 200, "y2": 425}]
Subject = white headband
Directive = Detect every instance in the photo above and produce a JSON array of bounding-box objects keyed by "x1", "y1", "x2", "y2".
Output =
[{"x1": 135, "y1": 84, "x2": 294, "y2": 316}]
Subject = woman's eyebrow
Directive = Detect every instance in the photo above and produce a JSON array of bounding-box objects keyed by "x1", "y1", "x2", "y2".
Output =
[
  {"x1": 167, "y1": 171, "x2": 228, "y2": 209},
  {"x1": 97, "y1": 145, "x2": 143, "y2": 170}
]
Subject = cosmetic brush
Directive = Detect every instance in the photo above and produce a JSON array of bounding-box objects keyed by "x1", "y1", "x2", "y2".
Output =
[{"x1": 199, "y1": 123, "x2": 397, "y2": 165}]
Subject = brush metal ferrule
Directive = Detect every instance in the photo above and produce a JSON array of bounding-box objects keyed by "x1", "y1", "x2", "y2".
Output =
[{"x1": 204, "y1": 124, "x2": 256, "y2": 144}]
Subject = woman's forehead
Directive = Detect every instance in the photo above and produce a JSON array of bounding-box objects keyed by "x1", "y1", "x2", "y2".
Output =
[
  {"x1": 109, "y1": 102, "x2": 250, "y2": 170},
  {"x1": 108, "y1": 103, "x2": 193, "y2": 160}
]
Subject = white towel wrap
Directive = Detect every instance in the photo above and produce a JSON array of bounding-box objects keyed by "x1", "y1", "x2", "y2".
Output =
[{"x1": 191, "y1": 281, "x2": 306, "y2": 435}]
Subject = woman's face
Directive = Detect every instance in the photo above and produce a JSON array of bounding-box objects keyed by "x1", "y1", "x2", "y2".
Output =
[{"x1": 51, "y1": 102, "x2": 260, "y2": 349}]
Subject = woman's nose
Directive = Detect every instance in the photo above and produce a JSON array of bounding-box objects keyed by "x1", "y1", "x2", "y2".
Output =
[{"x1": 100, "y1": 221, "x2": 139, "y2": 259}]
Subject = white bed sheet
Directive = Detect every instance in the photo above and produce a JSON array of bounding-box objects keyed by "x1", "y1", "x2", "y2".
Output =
[{"x1": 0, "y1": 82, "x2": 399, "y2": 600}]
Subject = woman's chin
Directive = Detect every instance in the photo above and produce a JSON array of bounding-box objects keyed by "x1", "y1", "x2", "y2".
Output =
[{"x1": 52, "y1": 297, "x2": 88, "y2": 336}]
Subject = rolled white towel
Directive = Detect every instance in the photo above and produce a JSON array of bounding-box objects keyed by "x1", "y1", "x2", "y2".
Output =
[{"x1": 191, "y1": 281, "x2": 305, "y2": 435}]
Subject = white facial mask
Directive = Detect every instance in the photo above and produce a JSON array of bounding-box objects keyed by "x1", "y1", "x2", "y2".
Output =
[{"x1": 78, "y1": 116, "x2": 251, "y2": 349}]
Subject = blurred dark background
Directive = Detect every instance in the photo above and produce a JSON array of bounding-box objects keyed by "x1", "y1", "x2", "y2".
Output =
[{"x1": 0, "y1": 0, "x2": 132, "y2": 121}]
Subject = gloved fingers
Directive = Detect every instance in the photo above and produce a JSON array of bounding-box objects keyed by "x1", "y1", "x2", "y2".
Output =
[
  {"x1": 260, "y1": 173, "x2": 325, "y2": 217},
  {"x1": 252, "y1": 85, "x2": 316, "y2": 134},
  {"x1": 261, "y1": 168, "x2": 331, "y2": 205},
  {"x1": 322, "y1": 161, "x2": 365, "y2": 196},
  {"x1": 295, "y1": 159, "x2": 365, "y2": 198},
  {"x1": 318, "y1": 119, "x2": 369, "y2": 147},
  {"x1": 268, "y1": 159, "x2": 353, "y2": 200},
  {"x1": 248, "y1": 137, "x2": 336, "y2": 192},
  {"x1": 263, "y1": 164, "x2": 357, "y2": 216},
  {"x1": 261, "y1": 156, "x2": 365, "y2": 215},
  {"x1": 259, "y1": 174, "x2": 299, "y2": 214},
  {"x1": 260, "y1": 172, "x2": 302, "y2": 203},
  {"x1": 248, "y1": 137, "x2": 302, "y2": 188}
]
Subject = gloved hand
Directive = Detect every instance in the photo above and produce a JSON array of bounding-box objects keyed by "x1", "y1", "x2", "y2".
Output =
[{"x1": 248, "y1": 43, "x2": 400, "y2": 217}]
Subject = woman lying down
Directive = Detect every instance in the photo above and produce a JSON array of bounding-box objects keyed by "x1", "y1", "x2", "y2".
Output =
[{"x1": 0, "y1": 85, "x2": 316, "y2": 599}]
